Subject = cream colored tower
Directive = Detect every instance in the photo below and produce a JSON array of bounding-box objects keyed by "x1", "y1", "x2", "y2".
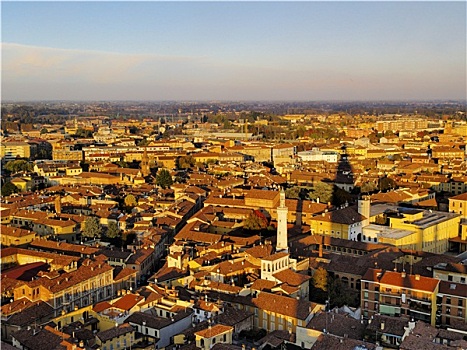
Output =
[{"x1": 276, "y1": 189, "x2": 289, "y2": 252}]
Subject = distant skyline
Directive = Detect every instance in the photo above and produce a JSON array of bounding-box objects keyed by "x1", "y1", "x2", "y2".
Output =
[{"x1": 2, "y1": 1, "x2": 466, "y2": 101}]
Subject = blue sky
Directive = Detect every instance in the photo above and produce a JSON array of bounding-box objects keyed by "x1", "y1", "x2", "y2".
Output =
[{"x1": 2, "y1": 1, "x2": 466, "y2": 101}]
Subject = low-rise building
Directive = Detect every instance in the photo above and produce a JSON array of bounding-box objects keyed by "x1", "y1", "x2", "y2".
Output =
[
  {"x1": 95, "y1": 323, "x2": 135, "y2": 350},
  {"x1": 195, "y1": 324, "x2": 233, "y2": 350}
]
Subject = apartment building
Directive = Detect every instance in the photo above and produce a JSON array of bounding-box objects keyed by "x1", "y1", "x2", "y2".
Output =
[
  {"x1": 361, "y1": 268, "x2": 439, "y2": 325},
  {"x1": 1, "y1": 141, "x2": 36, "y2": 161}
]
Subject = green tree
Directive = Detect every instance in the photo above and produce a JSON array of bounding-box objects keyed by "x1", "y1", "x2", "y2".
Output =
[
  {"x1": 114, "y1": 160, "x2": 129, "y2": 168},
  {"x1": 106, "y1": 221, "x2": 121, "y2": 239},
  {"x1": 327, "y1": 276, "x2": 360, "y2": 308},
  {"x1": 1, "y1": 181, "x2": 19, "y2": 196},
  {"x1": 361, "y1": 182, "x2": 377, "y2": 194},
  {"x1": 378, "y1": 176, "x2": 397, "y2": 191},
  {"x1": 176, "y1": 155, "x2": 195, "y2": 169},
  {"x1": 40, "y1": 128, "x2": 48, "y2": 134},
  {"x1": 4, "y1": 160, "x2": 33, "y2": 173},
  {"x1": 136, "y1": 138, "x2": 149, "y2": 146},
  {"x1": 309, "y1": 182, "x2": 333, "y2": 203},
  {"x1": 75, "y1": 128, "x2": 93, "y2": 138},
  {"x1": 156, "y1": 169, "x2": 173, "y2": 189},
  {"x1": 296, "y1": 125, "x2": 306, "y2": 138},
  {"x1": 332, "y1": 186, "x2": 352, "y2": 206},
  {"x1": 82, "y1": 217, "x2": 102, "y2": 239},
  {"x1": 244, "y1": 210, "x2": 268, "y2": 231},
  {"x1": 124, "y1": 194, "x2": 137, "y2": 207},
  {"x1": 312, "y1": 267, "x2": 328, "y2": 292},
  {"x1": 285, "y1": 186, "x2": 301, "y2": 199}
]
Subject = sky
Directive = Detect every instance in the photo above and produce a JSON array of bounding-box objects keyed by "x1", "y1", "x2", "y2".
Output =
[{"x1": 1, "y1": 1, "x2": 466, "y2": 101}]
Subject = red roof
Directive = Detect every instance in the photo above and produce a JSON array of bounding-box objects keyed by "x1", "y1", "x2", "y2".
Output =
[
  {"x1": 93, "y1": 301, "x2": 111, "y2": 313},
  {"x1": 2, "y1": 262, "x2": 49, "y2": 281},
  {"x1": 112, "y1": 293, "x2": 144, "y2": 311},
  {"x1": 362, "y1": 268, "x2": 439, "y2": 292}
]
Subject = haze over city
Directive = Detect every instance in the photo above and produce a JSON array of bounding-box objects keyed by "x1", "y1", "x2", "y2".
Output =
[{"x1": 2, "y1": 1, "x2": 466, "y2": 101}]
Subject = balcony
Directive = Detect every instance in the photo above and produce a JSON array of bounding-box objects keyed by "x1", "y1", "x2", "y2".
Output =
[
  {"x1": 379, "y1": 304, "x2": 401, "y2": 317},
  {"x1": 380, "y1": 298, "x2": 401, "y2": 307},
  {"x1": 380, "y1": 291, "x2": 402, "y2": 298},
  {"x1": 408, "y1": 295, "x2": 431, "y2": 305},
  {"x1": 408, "y1": 301, "x2": 432, "y2": 315}
]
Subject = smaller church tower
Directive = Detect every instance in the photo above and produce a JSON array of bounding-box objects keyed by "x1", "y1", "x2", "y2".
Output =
[
  {"x1": 55, "y1": 195, "x2": 62, "y2": 214},
  {"x1": 357, "y1": 196, "x2": 371, "y2": 219},
  {"x1": 276, "y1": 189, "x2": 289, "y2": 253},
  {"x1": 141, "y1": 146, "x2": 150, "y2": 177}
]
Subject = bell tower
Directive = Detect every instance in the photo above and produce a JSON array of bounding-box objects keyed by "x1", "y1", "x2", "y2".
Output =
[
  {"x1": 276, "y1": 189, "x2": 289, "y2": 253},
  {"x1": 141, "y1": 146, "x2": 150, "y2": 177}
]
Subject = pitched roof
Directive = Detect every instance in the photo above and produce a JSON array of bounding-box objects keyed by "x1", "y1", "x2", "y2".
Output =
[
  {"x1": 195, "y1": 324, "x2": 233, "y2": 338},
  {"x1": 96, "y1": 323, "x2": 134, "y2": 342},
  {"x1": 112, "y1": 294, "x2": 144, "y2": 311},
  {"x1": 310, "y1": 206, "x2": 366, "y2": 224},
  {"x1": 253, "y1": 292, "x2": 317, "y2": 320},
  {"x1": 273, "y1": 269, "x2": 312, "y2": 287},
  {"x1": 362, "y1": 268, "x2": 439, "y2": 292}
]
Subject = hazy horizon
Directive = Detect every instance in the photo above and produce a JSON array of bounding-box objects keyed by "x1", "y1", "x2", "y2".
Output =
[{"x1": 2, "y1": 1, "x2": 466, "y2": 101}]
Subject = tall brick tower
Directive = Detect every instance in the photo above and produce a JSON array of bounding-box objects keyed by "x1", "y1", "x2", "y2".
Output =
[
  {"x1": 141, "y1": 146, "x2": 150, "y2": 177},
  {"x1": 276, "y1": 189, "x2": 288, "y2": 253}
]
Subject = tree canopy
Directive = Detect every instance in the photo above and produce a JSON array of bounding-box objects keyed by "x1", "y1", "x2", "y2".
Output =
[
  {"x1": 378, "y1": 176, "x2": 397, "y2": 191},
  {"x1": 312, "y1": 267, "x2": 328, "y2": 292},
  {"x1": 82, "y1": 217, "x2": 102, "y2": 239},
  {"x1": 106, "y1": 221, "x2": 121, "y2": 239},
  {"x1": 74, "y1": 128, "x2": 93, "y2": 138},
  {"x1": 244, "y1": 210, "x2": 269, "y2": 231},
  {"x1": 4, "y1": 160, "x2": 33, "y2": 173},
  {"x1": 1, "y1": 181, "x2": 19, "y2": 197},
  {"x1": 309, "y1": 182, "x2": 333, "y2": 204},
  {"x1": 124, "y1": 194, "x2": 137, "y2": 208},
  {"x1": 176, "y1": 155, "x2": 195, "y2": 169},
  {"x1": 156, "y1": 169, "x2": 173, "y2": 189}
]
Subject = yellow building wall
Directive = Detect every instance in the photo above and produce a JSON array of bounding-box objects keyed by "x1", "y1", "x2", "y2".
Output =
[
  {"x1": 310, "y1": 220, "x2": 349, "y2": 240},
  {"x1": 256, "y1": 309, "x2": 305, "y2": 333},
  {"x1": 389, "y1": 215, "x2": 460, "y2": 254},
  {"x1": 1, "y1": 233, "x2": 36, "y2": 246},
  {"x1": 52, "y1": 305, "x2": 94, "y2": 328},
  {"x1": 97, "y1": 330, "x2": 135, "y2": 350},
  {"x1": 378, "y1": 232, "x2": 418, "y2": 250},
  {"x1": 195, "y1": 330, "x2": 232, "y2": 350},
  {"x1": 449, "y1": 198, "x2": 467, "y2": 219}
]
